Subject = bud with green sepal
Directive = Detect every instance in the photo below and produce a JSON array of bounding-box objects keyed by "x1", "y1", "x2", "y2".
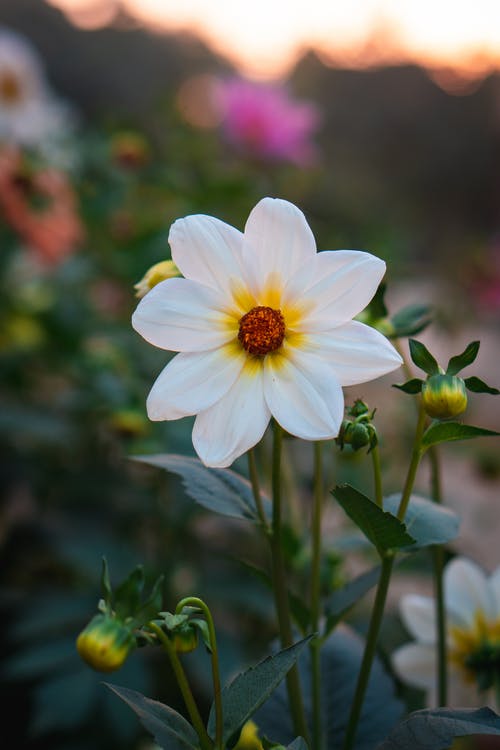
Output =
[
  {"x1": 76, "y1": 558, "x2": 164, "y2": 672},
  {"x1": 336, "y1": 399, "x2": 378, "y2": 453},
  {"x1": 153, "y1": 610, "x2": 204, "y2": 654},
  {"x1": 393, "y1": 338, "x2": 499, "y2": 420}
]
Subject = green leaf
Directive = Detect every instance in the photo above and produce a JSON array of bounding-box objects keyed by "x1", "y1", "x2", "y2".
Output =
[
  {"x1": 390, "y1": 304, "x2": 433, "y2": 337},
  {"x1": 106, "y1": 684, "x2": 200, "y2": 750},
  {"x1": 408, "y1": 339, "x2": 440, "y2": 375},
  {"x1": 383, "y1": 494, "x2": 460, "y2": 548},
  {"x1": 446, "y1": 340, "x2": 480, "y2": 375},
  {"x1": 367, "y1": 281, "x2": 389, "y2": 319},
  {"x1": 376, "y1": 707, "x2": 500, "y2": 750},
  {"x1": 133, "y1": 454, "x2": 271, "y2": 522},
  {"x1": 332, "y1": 485, "x2": 416, "y2": 554},
  {"x1": 464, "y1": 376, "x2": 500, "y2": 395},
  {"x1": 255, "y1": 626, "x2": 403, "y2": 750},
  {"x1": 323, "y1": 566, "x2": 381, "y2": 636},
  {"x1": 392, "y1": 378, "x2": 424, "y2": 394},
  {"x1": 207, "y1": 636, "x2": 313, "y2": 744},
  {"x1": 421, "y1": 422, "x2": 500, "y2": 451}
]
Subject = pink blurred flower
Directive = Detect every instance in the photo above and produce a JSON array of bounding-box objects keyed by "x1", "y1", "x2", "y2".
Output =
[
  {"x1": 468, "y1": 236, "x2": 500, "y2": 315},
  {"x1": 0, "y1": 146, "x2": 83, "y2": 265},
  {"x1": 214, "y1": 77, "x2": 320, "y2": 166}
]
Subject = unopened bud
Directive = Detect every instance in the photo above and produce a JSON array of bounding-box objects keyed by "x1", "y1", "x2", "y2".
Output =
[
  {"x1": 76, "y1": 614, "x2": 135, "y2": 673},
  {"x1": 134, "y1": 260, "x2": 180, "y2": 298},
  {"x1": 421, "y1": 374, "x2": 468, "y2": 420},
  {"x1": 172, "y1": 624, "x2": 199, "y2": 654},
  {"x1": 234, "y1": 721, "x2": 264, "y2": 750}
]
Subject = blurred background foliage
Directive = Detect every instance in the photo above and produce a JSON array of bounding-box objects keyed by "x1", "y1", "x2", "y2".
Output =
[{"x1": 0, "y1": 0, "x2": 499, "y2": 748}]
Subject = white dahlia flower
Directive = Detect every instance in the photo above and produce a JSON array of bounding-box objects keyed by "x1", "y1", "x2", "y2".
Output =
[
  {"x1": 132, "y1": 197, "x2": 402, "y2": 467},
  {"x1": 392, "y1": 557, "x2": 500, "y2": 709}
]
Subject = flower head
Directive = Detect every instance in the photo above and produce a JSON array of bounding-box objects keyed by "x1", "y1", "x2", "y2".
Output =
[
  {"x1": 214, "y1": 77, "x2": 320, "y2": 165},
  {"x1": 76, "y1": 613, "x2": 135, "y2": 673},
  {"x1": 0, "y1": 28, "x2": 70, "y2": 148},
  {"x1": 392, "y1": 557, "x2": 500, "y2": 708},
  {"x1": 132, "y1": 198, "x2": 402, "y2": 468}
]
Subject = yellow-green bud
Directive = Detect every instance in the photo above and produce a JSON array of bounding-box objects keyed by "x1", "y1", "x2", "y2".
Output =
[
  {"x1": 421, "y1": 374, "x2": 468, "y2": 420},
  {"x1": 234, "y1": 721, "x2": 264, "y2": 750},
  {"x1": 76, "y1": 614, "x2": 135, "y2": 673},
  {"x1": 172, "y1": 625, "x2": 199, "y2": 654},
  {"x1": 134, "y1": 260, "x2": 180, "y2": 298}
]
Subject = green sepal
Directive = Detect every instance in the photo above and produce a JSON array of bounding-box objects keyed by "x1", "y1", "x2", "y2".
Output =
[
  {"x1": 408, "y1": 339, "x2": 440, "y2": 375},
  {"x1": 392, "y1": 378, "x2": 424, "y2": 394},
  {"x1": 390, "y1": 304, "x2": 433, "y2": 338},
  {"x1": 367, "y1": 281, "x2": 389, "y2": 320},
  {"x1": 189, "y1": 618, "x2": 211, "y2": 652},
  {"x1": 421, "y1": 422, "x2": 500, "y2": 452},
  {"x1": 159, "y1": 612, "x2": 189, "y2": 631},
  {"x1": 332, "y1": 484, "x2": 416, "y2": 556},
  {"x1": 128, "y1": 575, "x2": 164, "y2": 628},
  {"x1": 114, "y1": 566, "x2": 145, "y2": 620},
  {"x1": 464, "y1": 376, "x2": 500, "y2": 395},
  {"x1": 446, "y1": 340, "x2": 480, "y2": 375},
  {"x1": 100, "y1": 557, "x2": 113, "y2": 610}
]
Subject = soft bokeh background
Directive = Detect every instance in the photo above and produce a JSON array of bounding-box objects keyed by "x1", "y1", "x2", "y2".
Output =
[{"x1": 0, "y1": 1, "x2": 499, "y2": 748}]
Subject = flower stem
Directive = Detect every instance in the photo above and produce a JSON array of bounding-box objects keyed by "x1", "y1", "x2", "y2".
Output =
[
  {"x1": 429, "y1": 446, "x2": 448, "y2": 706},
  {"x1": 148, "y1": 621, "x2": 213, "y2": 750},
  {"x1": 248, "y1": 449, "x2": 270, "y2": 533},
  {"x1": 271, "y1": 421, "x2": 310, "y2": 745},
  {"x1": 175, "y1": 598, "x2": 223, "y2": 750},
  {"x1": 370, "y1": 444, "x2": 383, "y2": 508},
  {"x1": 310, "y1": 441, "x2": 324, "y2": 750},
  {"x1": 343, "y1": 403, "x2": 427, "y2": 750}
]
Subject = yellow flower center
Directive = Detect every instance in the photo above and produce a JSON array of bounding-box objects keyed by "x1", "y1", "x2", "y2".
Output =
[
  {"x1": 0, "y1": 71, "x2": 22, "y2": 104},
  {"x1": 238, "y1": 305, "x2": 285, "y2": 356},
  {"x1": 449, "y1": 610, "x2": 500, "y2": 685}
]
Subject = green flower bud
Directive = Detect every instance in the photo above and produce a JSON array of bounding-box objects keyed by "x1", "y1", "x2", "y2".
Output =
[
  {"x1": 349, "y1": 423, "x2": 371, "y2": 451},
  {"x1": 172, "y1": 624, "x2": 199, "y2": 654},
  {"x1": 76, "y1": 614, "x2": 135, "y2": 672},
  {"x1": 421, "y1": 373, "x2": 468, "y2": 420}
]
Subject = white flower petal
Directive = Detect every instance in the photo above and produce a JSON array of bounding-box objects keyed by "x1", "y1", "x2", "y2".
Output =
[
  {"x1": 400, "y1": 594, "x2": 436, "y2": 645},
  {"x1": 392, "y1": 643, "x2": 436, "y2": 690},
  {"x1": 301, "y1": 321, "x2": 402, "y2": 386},
  {"x1": 444, "y1": 557, "x2": 495, "y2": 627},
  {"x1": 284, "y1": 250, "x2": 386, "y2": 329},
  {"x1": 488, "y1": 567, "x2": 500, "y2": 618},
  {"x1": 192, "y1": 363, "x2": 270, "y2": 467},
  {"x1": 169, "y1": 214, "x2": 244, "y2": 294},
  {"x1": 263, "y1": 350, "x2": 343, "y2": 440},
  {"x1": 242, "y1": 197, "x2": 316, "y2": 293},
  {"x1": 146, "y1": 347, "x2": 246, "y2": 421},
  {"x1": 132, "y1": 277, "x2": 230, "y2": 352}
]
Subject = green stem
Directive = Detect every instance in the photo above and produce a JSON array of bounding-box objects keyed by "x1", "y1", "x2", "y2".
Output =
[
  {"x1": 148, "y1": 621, "x2": 213, "y2": 750},
  {"x1": 370, "y1": 444, "x2": 383, "y2": 508},
  {"x1": 429, "y1": 446, "x2": 448, "y2": 706},
  {"x1": 270, "y1": 421, "x2": 310, "y2": 745},
  {"x1": 175, "y1": 598, "x2": 223, "y2": 750},
  {"x1": 248, "y1": 449, "x2": 270, "y2": 533},
  {"x1": 310, "y1": 441, "x2": 324, "y2": 750},
  {"x1": 343, "y1": 404, "x2": 427, "y2": 750}
]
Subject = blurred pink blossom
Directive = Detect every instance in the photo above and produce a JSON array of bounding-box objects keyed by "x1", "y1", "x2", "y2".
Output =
[
  {"x1": 469, "y1": 235, "x2": 500, "y2": 315},
  {"x1": 214, "y1": 77, "x2": 320, "y2": 165}
]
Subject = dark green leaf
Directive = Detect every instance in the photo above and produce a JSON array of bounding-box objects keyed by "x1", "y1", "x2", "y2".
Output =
[
  {"x1": 464, "y1": 376, "x2": 500, "y2": 395},
  {"x1": 133, "y1": 454, "x2": 271, "y2": 522},
  {"x1": 408, "y1": 339, "x2": 439, "y2": 375},
  {"x1": 383, "y1": 494, "x2": 460, "y2": 548},
  {"x1": 333, "y1": 485, "x2": 416, "y2": 554},
  {"x1": 390, "y1": 304, "x2": 433, "y2": 337},
  {"x1": 255, "y1": 626, "x2": 403, "y2": 750},
  {"x1": 392, "y1": 379, "x2": 424, "y2": 394},
  {"x1": 446, "y1": 340, "x2": 480, "y2": 375},
  {"x1": 323, "y1": 566, "x2": 381, "y2": 636},
  {"x1": 421, "y1": 422, "x2": 500, "y2": 451},
  {"x1": 377, "y1": 706, "x2": 500, "y2": 750},
  {"x1": 207, "y1": 636, "x2": 313, "y2": 744},
  {"x1": 106, "y1": 684, "x2": 200, "y2": 750},
  {"x1": 367, "y1": 282, "x2": 389, "y2": 320}
]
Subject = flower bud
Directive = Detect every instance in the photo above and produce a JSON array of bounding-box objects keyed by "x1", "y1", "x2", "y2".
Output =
[
  {"x1": 172, "y1": 624, "x2": 199, "y2": 654},
  {"x1": 76, "y1": 614, "x2": 135, "y2": 673},
  {"x1": 234, "y1": 721, "x2": 264, "y2": 750},
  {"x1": 134, "y1": 260, "x2": 180, "y2": 298},
  {"x1": 421, "y1": 374, "x2": 468, "y2": 420}
]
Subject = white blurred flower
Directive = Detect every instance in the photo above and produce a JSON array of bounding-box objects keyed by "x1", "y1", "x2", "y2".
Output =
[
  {"x1": 0, "y1": 27, "x2": 72, "y2": 150},
  {"x1": 392, "y1": 557, "x2": 500, "y2": 708},
  {"x1": 132, "y1": 197, "x2": 402, "y2": 467}
]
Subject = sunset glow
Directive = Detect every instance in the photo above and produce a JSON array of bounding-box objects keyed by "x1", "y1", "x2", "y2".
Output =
[{"x1": 48, "y1": 0, "x2": 500, "y2": 83}]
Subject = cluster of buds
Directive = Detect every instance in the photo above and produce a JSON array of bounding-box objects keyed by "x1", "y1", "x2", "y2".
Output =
[
  {"x1": 336, "y1": 399, "x2": 378, "y2": 453},
  {"x1": 395, "y1": 339, "x2": 498, "y2": 420}
]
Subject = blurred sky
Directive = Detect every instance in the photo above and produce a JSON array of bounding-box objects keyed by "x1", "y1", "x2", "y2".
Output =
[{"x1": 48, "y1": 0, "x2": 500, "y2": 81}]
